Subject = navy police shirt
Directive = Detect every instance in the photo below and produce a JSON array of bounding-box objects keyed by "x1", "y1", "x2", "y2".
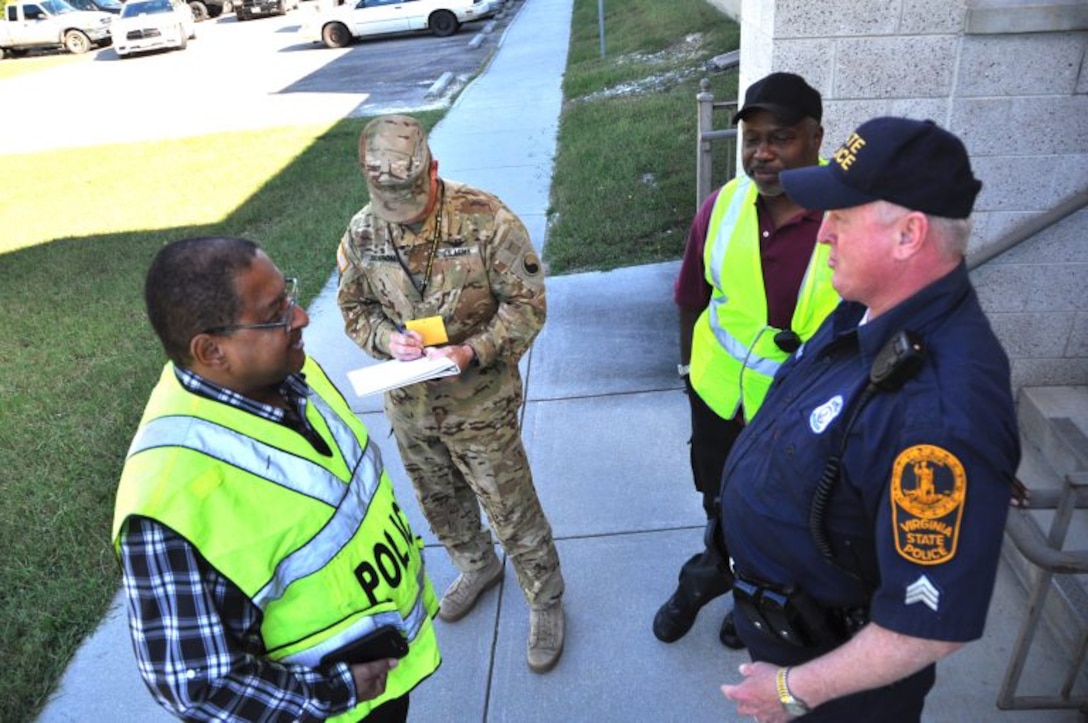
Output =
[{"x1": 720, "y1": 262, "x2": 1019, "y2": 647}]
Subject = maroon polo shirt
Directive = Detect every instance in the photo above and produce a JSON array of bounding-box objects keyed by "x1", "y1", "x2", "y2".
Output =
[{"x1": 674, "y1": 187, "x2": 823, "y2": 329}]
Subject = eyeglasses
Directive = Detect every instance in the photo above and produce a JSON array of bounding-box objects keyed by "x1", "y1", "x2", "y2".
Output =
[{"x1": 203, "y1": 277, "x2": 300, "y2": 335}]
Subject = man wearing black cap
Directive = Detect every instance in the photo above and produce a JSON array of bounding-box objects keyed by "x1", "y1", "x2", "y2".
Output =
[
  {"x1": 653, "y1": 72, "x2": 839, "y2": 649},
  {"x1": 718, "y1": 117, "x2": 1019, "y2": 721}
]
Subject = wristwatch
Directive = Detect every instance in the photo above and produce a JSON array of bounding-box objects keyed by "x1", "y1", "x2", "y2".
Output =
[
  {"x1": 677, "y1": 363, "x2": 690, "y2": 377},
  {"x1": 776, "y1": 667, "x2": 811, "y2": 717}
]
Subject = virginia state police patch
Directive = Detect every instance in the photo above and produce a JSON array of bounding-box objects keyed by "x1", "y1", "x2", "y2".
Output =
[{"x1": 890, "y1": 444, "x2": 966, "y2": 565}]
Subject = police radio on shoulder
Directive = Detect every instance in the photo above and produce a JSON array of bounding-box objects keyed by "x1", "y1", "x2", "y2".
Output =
[{"x1": 870, "y1": 330, "x2": 925, "y2": 391}]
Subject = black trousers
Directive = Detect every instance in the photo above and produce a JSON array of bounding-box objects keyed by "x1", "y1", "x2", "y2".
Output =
[
  {"x1": 686, "y1": 378, "x2": 744, "y2": 516},
  {"x1": 671, "y1": 380, "x2": 743, "y2": 602}
]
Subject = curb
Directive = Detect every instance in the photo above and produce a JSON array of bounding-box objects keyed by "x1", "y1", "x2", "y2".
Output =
[
  {"x1": 433, "y1": 10, "x2": 506, "y2": 99},
  {"x1": 425, "y1": 71, "x2": 454, "y2": 99},
  {"x1": 469, "y1": 19, "x2": 496, "y2": 48}
]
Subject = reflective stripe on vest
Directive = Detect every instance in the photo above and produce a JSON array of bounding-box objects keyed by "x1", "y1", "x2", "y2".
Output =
[
  {"x1": 127, "y1": 390, "x2": 383, "y2": 610},
  {"x1": 127, "y1": 396, "x2": 368, "y2": 510},
  {"x1": 278, "y1": 562, "x2": 432, "y2": 669},
  {"x1": 704, "y1": 176, "x2": 786, "y2": 380},
  {"x1": 691, "y1": 170, "x2": 838, "y2": 421}
]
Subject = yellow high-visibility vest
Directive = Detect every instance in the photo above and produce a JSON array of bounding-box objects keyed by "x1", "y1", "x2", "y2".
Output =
[
  {"x1": 690, "y1": 173, "x2": 839, "y2": 422},
  {"x1": 113, "y1": 357, "x2": 440, "y2": 721}
]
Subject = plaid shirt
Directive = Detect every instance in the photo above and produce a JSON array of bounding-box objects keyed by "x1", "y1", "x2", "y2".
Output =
[
  {"x1": 175, "y1": 366, "x2": 314, "y2": 431},
  {"x1": 118, "y1": 368, "x2": 356, "y2": 721}
]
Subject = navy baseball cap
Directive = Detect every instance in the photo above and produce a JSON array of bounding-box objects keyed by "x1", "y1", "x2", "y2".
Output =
[
  {"x1": 732, "y1": 72, "x2": 822, "y2": 125},
  {"x1": 779, "y1": 117, "x2": 982, "y2": 219}
]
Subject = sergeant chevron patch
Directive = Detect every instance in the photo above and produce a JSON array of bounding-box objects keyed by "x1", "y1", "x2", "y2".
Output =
[{"x1": 905, "y1": 574, "x2": 940, "y2": 612}]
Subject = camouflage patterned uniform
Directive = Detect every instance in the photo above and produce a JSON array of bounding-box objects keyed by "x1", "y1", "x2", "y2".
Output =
[{"x1": 337, "y1": 179, "x2": 564, "y2": 610}]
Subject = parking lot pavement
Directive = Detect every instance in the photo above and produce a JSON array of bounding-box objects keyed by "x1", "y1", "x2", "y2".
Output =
[{"x1": 0, "y1": 3, "x2": 518, "y2": 155}]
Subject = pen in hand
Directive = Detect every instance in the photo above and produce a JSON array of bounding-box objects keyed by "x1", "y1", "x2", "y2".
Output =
[{"x1": 391, "y1": 321, "x2": 425, "y2": 361}]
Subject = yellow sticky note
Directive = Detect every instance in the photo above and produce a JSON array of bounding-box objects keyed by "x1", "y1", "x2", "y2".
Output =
[{"x1": 405, "y1": 316, "x2": 448, "y2": 346}]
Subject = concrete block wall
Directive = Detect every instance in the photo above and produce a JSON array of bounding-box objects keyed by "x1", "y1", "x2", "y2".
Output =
[
  {"x1": 971, "y1": 208, "x2": 1088, "y2": 389},
  {"x1": 729, "y1": 0, "x2": 1088, "y2": 389}
]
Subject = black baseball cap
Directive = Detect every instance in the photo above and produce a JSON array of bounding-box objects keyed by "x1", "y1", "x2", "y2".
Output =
[
  {"x1": 731, "y1": 72, "x2": 822, "y2": 125},
  {"x1": 779, "y1": 117, "x2": 982, "y2": 219}
]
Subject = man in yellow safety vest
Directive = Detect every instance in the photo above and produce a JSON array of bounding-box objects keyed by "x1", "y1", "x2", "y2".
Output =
[
  {"x1": 113, "y1": 236, "x2": 440, "y2": 722},
  {"x1": 653, "y1": 73, "x2": 840, "y2": 649}
]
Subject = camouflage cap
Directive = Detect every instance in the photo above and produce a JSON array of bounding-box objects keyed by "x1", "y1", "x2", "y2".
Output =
[{"x1": 359, "y1": 114, "x2": 434, "y2": 223}]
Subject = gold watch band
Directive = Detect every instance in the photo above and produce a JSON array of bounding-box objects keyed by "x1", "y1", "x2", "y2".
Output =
[{"x1": 775, "y1": 667, "x2": 811, "y2": 716}]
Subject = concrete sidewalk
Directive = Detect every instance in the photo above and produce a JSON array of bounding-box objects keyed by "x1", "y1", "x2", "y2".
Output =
[{"x1": 37, "y1": 0, "x2": 1083, "y2": 720}]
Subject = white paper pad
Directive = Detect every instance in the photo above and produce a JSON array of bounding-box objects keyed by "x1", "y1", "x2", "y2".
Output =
[{"x1": 346, "y1": 356, "x2": 460, "y2": 397}]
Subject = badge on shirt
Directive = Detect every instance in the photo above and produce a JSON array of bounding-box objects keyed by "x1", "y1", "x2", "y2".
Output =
[
  {"x1": 809, "y1": 395, "x2": 843, "y2": 434},
  {"x1": 436, "y1": 247, "x2": 474, "y2": 258},
  {"x1": 890, "y1": 444, "x2": 967, "y2": 565}
]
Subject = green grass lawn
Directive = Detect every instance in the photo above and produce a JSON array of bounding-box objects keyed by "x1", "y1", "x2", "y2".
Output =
[
  {"x1": 545, "y1": 0, "x2": 739, "y2": 273},
  {"x1": 0, "y1": 0, "x2": 738, "y2": 717}
]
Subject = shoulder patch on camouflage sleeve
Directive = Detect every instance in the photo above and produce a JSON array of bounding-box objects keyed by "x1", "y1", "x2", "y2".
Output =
[
  {"x1": 891, "y1": 444, "x2": 967, "y2": 565},
  {"x1": 523, "y1": 252, "x2": 541, "y2": 276}
]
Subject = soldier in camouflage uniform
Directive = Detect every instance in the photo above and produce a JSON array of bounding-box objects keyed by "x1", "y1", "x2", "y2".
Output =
[{"x1": 336, "y1": 115, "x2": 565, "y2": 674}]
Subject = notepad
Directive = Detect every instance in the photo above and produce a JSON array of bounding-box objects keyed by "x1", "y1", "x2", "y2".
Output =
[
  {"x1": 346, "y1": 356, "x2": 460, "y2": 397},
  {"x1": 405, "y1": 316, "x2": 449, "y2": 346}
]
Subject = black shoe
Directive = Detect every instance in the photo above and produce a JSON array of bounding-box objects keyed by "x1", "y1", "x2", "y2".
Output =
[
  {"x1": 719, "y1": 610, "x2": 745, "y2": 650},
  {"x1": 652, "y1": 590, "x2": 699, "y2": 643}
]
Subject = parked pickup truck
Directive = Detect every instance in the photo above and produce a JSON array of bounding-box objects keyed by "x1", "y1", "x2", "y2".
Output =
[{"x1": 0, "y1": 0, "x2": 113, "y2": 58}]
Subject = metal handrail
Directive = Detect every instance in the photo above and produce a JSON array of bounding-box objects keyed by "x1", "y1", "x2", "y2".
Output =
[
  {"x1": 967, "y1": 189, "x2": 1088, "y2": 271},
  {"x1": 1004, "y1": 497, "x2": 1088, "y2": 573},
  {"x1": 998, "y1": 462, "x2": 1088, "y2": 712},
  {"x1": 695, "y1": 53, "x2": 740, "y2": 209}
]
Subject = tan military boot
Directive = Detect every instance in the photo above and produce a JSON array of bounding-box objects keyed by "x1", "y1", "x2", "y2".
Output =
[
  {"x1": 527, "y1": 601, "x2": 564, "y2": 673},
  {"x1": 438, "y1": 555, "x2": 503, "y2": 622}
]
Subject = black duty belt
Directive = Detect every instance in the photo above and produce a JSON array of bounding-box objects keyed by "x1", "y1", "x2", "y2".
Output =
[{"x1": 732, "y1": 572, "x2": 869, "y2": 649}]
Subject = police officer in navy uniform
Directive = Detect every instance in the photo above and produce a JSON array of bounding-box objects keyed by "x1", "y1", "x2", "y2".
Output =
[{"x1": 717, "y1": 117, "x2": 1020, "y2": 721}]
